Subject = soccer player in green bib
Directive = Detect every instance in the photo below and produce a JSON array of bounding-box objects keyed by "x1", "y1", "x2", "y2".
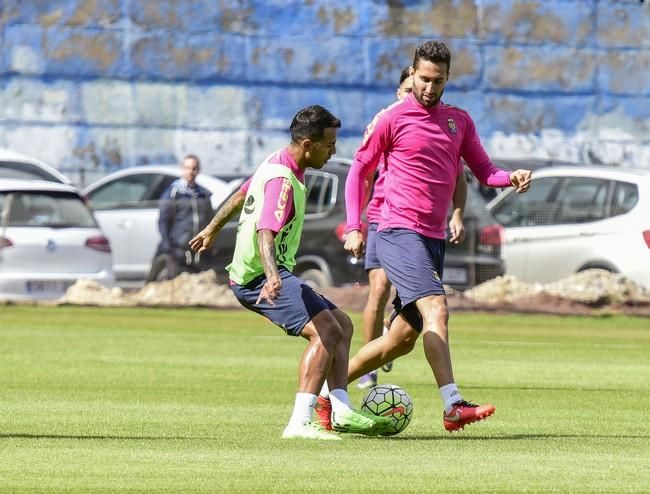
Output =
[{"x1": 226, "y1": 105, "x2": 391, "y2": 440}]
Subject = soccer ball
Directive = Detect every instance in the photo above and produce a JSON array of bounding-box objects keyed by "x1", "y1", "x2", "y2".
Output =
[{"x1": 361, "y1": 384, "x2": 413, "y2": 436}]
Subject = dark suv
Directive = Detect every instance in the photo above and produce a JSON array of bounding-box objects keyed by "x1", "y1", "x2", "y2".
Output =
[{"x1": 210, "y1": 158, "x2": 504, "y2": 290}]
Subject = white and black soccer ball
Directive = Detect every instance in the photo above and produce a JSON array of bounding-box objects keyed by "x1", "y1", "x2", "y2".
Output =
[{"x1": 361, "y1": 383, "x2": 413, "y2": 436}]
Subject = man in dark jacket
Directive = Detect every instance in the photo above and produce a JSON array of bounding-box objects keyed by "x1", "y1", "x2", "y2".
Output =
[{"x1": 155, "y1": 154, "x2": 213, "y2": 280}]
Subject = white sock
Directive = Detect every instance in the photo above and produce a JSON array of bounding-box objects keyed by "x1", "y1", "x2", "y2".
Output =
[
  {"x1": 329, "y1": 388, "x2": 353, "y2": 414},
  {"x1": 319, "y1": 381, "x2": 330, "y2": 399},
  {"x1": 440, "y1": 383, "x2": 463, "y2": 414},
  {"x1": 287, "y1": 393, "x2": 318, "y2": 427}
]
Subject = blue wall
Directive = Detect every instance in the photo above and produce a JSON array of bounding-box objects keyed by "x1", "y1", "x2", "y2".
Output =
[{"x1": 1, "y1": 0, "x2": 649, "y2": 184}]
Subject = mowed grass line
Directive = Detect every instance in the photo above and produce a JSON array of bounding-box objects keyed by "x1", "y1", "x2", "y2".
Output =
[{"x1": 1, "y1": 306, "x2": 649, "y2": 493}]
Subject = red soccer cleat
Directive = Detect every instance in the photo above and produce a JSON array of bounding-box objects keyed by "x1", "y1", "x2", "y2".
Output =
[
  {"x1": 315, "y1": 396, "x2": 333, "y2": 431},
  {"x1": 443, "y1": 400, "x2": 495, "y2": 432}
]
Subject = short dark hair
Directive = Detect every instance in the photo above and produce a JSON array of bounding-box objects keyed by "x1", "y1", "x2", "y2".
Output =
[
  {"x1": 413, "y1": 41, "x2": 451, "y2": 72},
  {"x1": 183, "y1": 154, "x2": 200, "y2": 168},
  {"x1": 290, "y1": 105, "x2": 341, "y2": 143},
  {"x1": 399, "y1": 66, "x2": 411, "y2": 85}
]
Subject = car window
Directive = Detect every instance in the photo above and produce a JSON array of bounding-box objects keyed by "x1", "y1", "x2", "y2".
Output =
[
  {"x1": 0, "y1": 191, "x2": 97, "y2": 227},
  {"x1": 146, "y1": 175, "x2": 176, "y2": 205},
  {"x1": 304, "y1": 171, "x2": 337, "y2": 217},
  {"x1": 88, "y1": 174, "x2": 159, "y2": 210},
  {"x1": 555, "y1": 177, "x2": 609, "y2": 224},
  {"x1": 491, "y1": 177, "x2": 560, "y2": 227},
  {"x1": 610, "y1": 181, "x2": 638, "y2": 217}
]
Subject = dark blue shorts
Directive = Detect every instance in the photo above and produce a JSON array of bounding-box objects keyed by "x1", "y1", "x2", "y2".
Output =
[
  {"x1": 364, "y1": 222, "x2": 382, "y2": 271},
  {"x1": 376, "y1": 228, "x2": 446, "y2": 310},
  {"x1": 230, "y1": 268, "x2": 337, "y2": 336},
  {"x1": 389, "y1": 297, "x2": 424, "y2": 333}
]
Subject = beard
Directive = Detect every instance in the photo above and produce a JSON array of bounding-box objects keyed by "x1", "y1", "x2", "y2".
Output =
[{"x1": 414, "y1": 88, "x2": 444, "y2": 107}]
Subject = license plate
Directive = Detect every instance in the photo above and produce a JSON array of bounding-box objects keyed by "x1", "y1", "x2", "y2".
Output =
[
  {"x1": 443, "y1": 267, "x2": 468, "y2": 284},
  {"x1": 26, "y1": 280, "x2": 72, "y2": 294}
]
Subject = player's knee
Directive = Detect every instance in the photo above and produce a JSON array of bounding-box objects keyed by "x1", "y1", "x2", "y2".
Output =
[
  {"x1": 402, "y1": 333, "x2": 418, "y2": 353},
  {"x1": 369, "y1": 277, "x2": 390, "y2": 300},
  {"x1": 319, "y1": 319, "x2": 345, "y2": 351},
  {"x1": 393, "y1": 331, "x2": 417, "y2": 356},
  {"x1": 337, "y1": 312, "x2": 353, "y2": 343},
  {"x1": 422, "y1": 298, "x2": 449, "y2": 325},
  {"x1": 436, "y1": 303, "x2": 449, "y2": 324}
]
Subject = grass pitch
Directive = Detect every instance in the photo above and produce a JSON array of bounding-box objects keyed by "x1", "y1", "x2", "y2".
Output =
[{"x1": 1, "y1": 306, "x2": 649, "y2": 493}]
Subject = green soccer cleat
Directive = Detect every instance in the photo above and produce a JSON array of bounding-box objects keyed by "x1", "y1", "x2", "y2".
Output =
[
  {"x1": 282, "y1": 421, "x2": 341, "y2": 440},
  {"x1": 331, "y1": 408, "x2": 393, "y2": 436}
]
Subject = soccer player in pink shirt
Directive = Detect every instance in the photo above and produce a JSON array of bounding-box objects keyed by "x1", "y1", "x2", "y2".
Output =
[
  {"x1": 356, "y1": 66, "x2": 468, "y2": 390},
  {"x1": 344, "y1": 41, "x2": 532, "y2": 432}
]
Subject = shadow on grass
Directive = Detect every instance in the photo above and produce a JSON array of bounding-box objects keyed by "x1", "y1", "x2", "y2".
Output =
[
  {"x1": 3, "y1": 432, "x2": 649, "y2": 442},
  {"x1": 0, "y1": 433, "x2": 212, "y2": 441},
  {"x1": 386, "y1": 433, "x2": 650, "y2": 441},
  {"x1": 401, "y1": 383, "x2": 638, "y2": 393}
]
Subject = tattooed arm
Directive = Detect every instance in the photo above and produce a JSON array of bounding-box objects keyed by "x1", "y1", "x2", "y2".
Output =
[
  {"x1": 255, "y1": 229, "x2": 282, "y2": 304},
  {"x1": 189, "y1": 188, "x2": 245, "y2": 254}
]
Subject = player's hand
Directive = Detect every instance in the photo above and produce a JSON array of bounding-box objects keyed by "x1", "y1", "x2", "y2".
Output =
[
  {"x1": 189, "y1": 228, "x2": 215, "y2": 254},
  {"x1": 256, "y1": 275, "x2": 282, "y2": 305},
  {"x1": 448, "y1": 211, "x2": 465, "y2": 244},
  {"x1": 510, "y1": 169, "x2": 532, "y2": 193},
  {"x1": 344, "y1": 229, "x2": 365, "y2": 259}
]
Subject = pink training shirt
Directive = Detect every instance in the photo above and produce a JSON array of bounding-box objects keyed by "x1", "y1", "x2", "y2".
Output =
[
  {"x1": 346, "y1": 93, "x2": 512, "y2": 239},
  {"x1": 365, "y1": 162, "x2": 386, "y2": 224},
  {"x1": 366, "y1": 156, "x2": 463, "y2": 224},
  {"x1": 239, "y1": 148, "x2": 304, "y2": 233}
]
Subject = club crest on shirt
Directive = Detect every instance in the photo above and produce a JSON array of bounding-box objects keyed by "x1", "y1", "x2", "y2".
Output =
[{"x1": 447, "y1": 118, "x2": 457, "y2": 135}]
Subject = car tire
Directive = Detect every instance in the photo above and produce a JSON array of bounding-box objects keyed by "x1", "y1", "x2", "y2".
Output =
[
  {"x1": 577, "y1": 263, "x2": 617, "y2": 274},
  {"x1": 298, "y1": 268, "x2": 331, "y2": 289}
]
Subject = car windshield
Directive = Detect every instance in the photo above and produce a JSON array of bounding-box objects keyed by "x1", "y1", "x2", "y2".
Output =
[
  {"x1": 0, "y1": 161, "x2": 62, "y2": 182},
  {"x1": 0, "y1": 191, "x2": 98, "y2": 228}
]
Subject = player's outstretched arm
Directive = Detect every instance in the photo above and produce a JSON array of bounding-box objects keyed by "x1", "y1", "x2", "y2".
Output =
[
  {"x1": 509, "y1": 169, "x2": 533, "y2": 193},
  {"x1": 256, "y1": 229, "x2": 282, "y2": 305},
  {"x1": 189, "y1": 188, "x2": 246, "y2": 254}
]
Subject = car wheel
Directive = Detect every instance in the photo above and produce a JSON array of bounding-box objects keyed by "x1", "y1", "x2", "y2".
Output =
[
  {"x1": 298, "y1": 268, "x2": 331, "y2": 289},
  {"x1": 577, "y1": 263, "x2": 617, "y2": 274}
]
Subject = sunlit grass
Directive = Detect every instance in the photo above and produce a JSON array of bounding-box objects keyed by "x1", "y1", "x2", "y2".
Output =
[{"x1": 1, "y1": 306, "x2": 649, "y2": 493}]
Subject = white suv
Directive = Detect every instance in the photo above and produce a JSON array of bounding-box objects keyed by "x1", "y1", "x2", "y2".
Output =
[{"x1": 487, "y1": 166, "x2": 650, "y2": 289}]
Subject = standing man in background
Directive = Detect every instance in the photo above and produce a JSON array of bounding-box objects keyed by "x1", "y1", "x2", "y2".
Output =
[{"x1": 154, "y1": 154, "x2": 213, "y2": 281}]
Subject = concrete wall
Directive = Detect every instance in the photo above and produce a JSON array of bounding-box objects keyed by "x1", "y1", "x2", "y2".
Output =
[{"x1": 1, "y1": 0, "x2": 649, "y2": 185}]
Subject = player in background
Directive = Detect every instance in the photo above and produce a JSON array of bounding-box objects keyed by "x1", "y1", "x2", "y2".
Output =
[
  {"x1": 342, "y1": 41, "x2": 532, "y2": 432},
  {"x1": 356, "y1": 67, "x2": 467, "y2": 390},
  {"x1": 204, "y1": 105, "x2": 391, "y2": 440}
]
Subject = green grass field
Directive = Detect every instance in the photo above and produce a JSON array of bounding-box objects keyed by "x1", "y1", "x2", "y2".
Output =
[{"x1": 1, "y1": 306, "x2": 649, "y2": 493}]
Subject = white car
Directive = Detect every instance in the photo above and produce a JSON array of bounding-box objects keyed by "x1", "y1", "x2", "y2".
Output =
[
  {"x1": 0, "y1": 148, "x2": 72, "y2": 184},
  {"x1": 0, "y1": 180, "x2": 114, "y2": 300},
  {"x1": 487, "y1": 166, "x2": 650, "y2": 288},
  {"x1": 82, "y1": 166, "x2": 241, "y2": 283}
]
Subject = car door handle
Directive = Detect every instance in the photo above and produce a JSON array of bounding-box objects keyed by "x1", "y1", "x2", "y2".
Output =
[
  {"x1": 509, "y1": 237, "x2": 528, "y2": 243},
  {"x1": 118, "y1": 220, "x2": 132, "y2": 229}
]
